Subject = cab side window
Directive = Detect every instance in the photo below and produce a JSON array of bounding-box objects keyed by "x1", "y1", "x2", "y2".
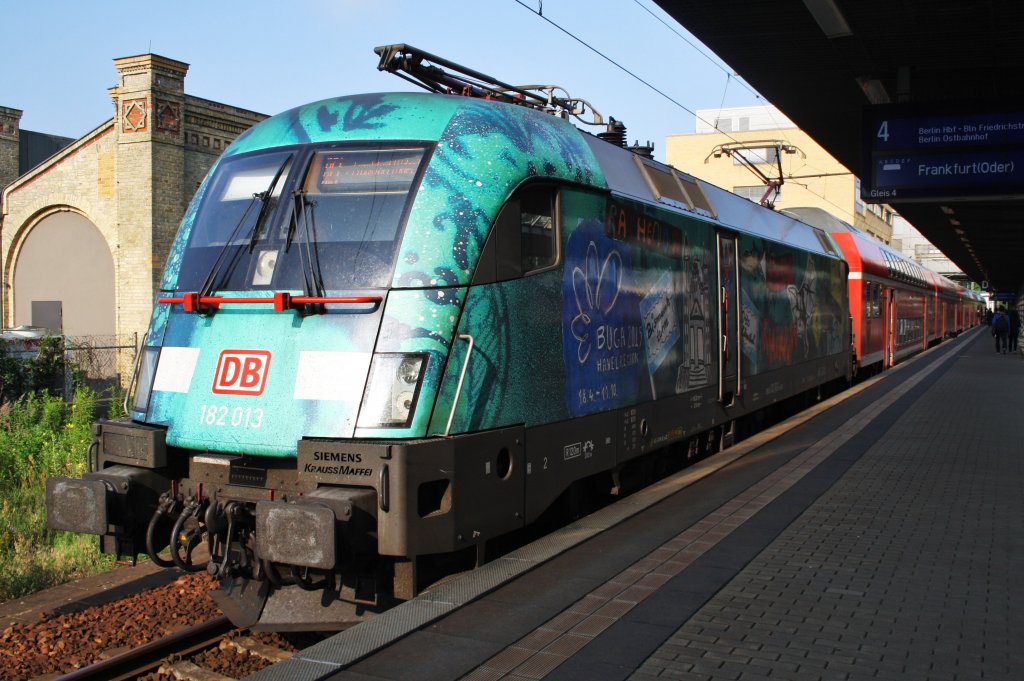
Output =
[
  {"x1": 473, "y1": 185, "x2": 559, "y2": 285},
  {"x1": 519, "y1": 186, "x2": 557, "y2": 273}
]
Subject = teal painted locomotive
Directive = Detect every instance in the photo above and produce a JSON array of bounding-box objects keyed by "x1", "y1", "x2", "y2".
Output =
[{"x1": 47, "y1": 46, "x2": 850, "y2": 628}]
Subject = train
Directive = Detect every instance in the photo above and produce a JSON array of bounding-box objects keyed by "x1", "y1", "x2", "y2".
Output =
[
  {"x1": 783, "y1": 207, "x2": 982, "y2": 372},
  {"x1": 45, "y1": 45, "x2": 980, "y2": 630}
]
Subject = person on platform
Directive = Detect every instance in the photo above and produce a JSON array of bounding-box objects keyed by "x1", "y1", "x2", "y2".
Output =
[{"x1": 991, "y1": 307, "x2": 1010, "y2": 354}]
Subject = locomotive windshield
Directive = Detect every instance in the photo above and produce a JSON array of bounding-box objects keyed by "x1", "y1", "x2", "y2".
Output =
[{"x1": 175, "y1": 144, "x2": 428, "y2": 292}]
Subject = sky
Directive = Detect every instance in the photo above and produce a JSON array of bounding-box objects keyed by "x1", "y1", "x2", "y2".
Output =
[{"x1": 2, "y1": 0, "x2": 770, "y2": 163}]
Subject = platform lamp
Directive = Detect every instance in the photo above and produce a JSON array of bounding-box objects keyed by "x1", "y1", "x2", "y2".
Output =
[{"x1": 801, "y1": 0, "x2": 853, "y2": 39}]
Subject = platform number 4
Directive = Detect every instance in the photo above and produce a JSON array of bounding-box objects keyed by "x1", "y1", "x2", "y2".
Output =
[{"x1": 877, "y1": 120, "x2": 890, "y2": 143}]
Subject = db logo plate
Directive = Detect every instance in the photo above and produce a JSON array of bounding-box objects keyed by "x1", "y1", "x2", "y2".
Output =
[{"x1": 212, "y1": 350, "x2": 271, "y2": 396}]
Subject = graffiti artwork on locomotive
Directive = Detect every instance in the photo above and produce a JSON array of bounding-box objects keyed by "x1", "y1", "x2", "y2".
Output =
[{"x1": 48, "y1": 45, "x2": 889, "y2": 630}]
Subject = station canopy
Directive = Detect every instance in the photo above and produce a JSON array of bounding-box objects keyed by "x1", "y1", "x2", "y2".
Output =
[{"x1": 656, "y1": 0, "x2": 1024, "y2": 294}]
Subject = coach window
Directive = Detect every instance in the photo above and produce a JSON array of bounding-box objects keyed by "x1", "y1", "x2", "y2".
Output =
[
  {"x1": 812, "y1": 228, "x2": 838, "y2": 257},
  {"x1": 473, "y1": 185, "x2": 559, "y2": 284}
]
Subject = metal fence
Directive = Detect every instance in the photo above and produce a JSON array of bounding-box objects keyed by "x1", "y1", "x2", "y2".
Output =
[
  {"x1": 65, "y1": 333, "x2": 139, "y2": 398},
  {"x1": 0, "y1": 332, "x2": 139, "y2": 406}
]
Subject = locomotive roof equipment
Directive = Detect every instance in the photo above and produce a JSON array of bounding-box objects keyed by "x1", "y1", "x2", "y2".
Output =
[{"x1": 375, "y1": 43, "x2": 620, "y2": 140}]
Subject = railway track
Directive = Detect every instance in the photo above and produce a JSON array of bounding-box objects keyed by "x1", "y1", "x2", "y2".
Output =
[
  {"x1": 49, "y1": 615, "x2": 305, "y2": 681},
  {"x1": 53, "y1": 616, "x2": 234, "y2": 681},
  {"x1": 158, "y1": 634, "x2": 297, "y2": 681},
  {"x1": 0, "y1": 571, "x2": 321, "y2": 681}
]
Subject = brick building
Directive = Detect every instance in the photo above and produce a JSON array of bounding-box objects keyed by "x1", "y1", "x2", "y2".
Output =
[{"x1": 0, "y1": 54, "x2": 265, "y2": 352}]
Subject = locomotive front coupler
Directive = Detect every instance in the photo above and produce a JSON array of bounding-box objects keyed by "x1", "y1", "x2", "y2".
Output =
[{"x1": 207, "y1": 500, "x2": 254, "y2": 580}]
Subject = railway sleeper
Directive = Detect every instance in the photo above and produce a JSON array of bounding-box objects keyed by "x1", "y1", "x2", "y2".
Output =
[
  {"x1": 220, "y1": 636, "x2": 294, "y2": 663},
  {"x1": 158, "y1": 659, "x2": 238, "y2": 681}
]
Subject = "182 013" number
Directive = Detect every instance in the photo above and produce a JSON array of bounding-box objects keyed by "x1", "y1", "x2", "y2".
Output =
[{"x1": 199, "y1": 404, "x2": 264, "y2": 429}]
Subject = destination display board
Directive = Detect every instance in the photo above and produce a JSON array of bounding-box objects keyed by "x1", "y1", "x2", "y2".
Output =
[
  {"x1": 311, "y1": 148, "x2": 424, "y2": 194},
  {"x1": 861, "y1": 103, "x2": 1024, "y2": 202}
]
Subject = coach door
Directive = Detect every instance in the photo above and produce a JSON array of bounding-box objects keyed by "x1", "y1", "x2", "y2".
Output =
[
  {"x1": 883, "y1": 288, "x2": 895, "y2": 368},
  {"x1": 717, "y1": 232, "x2": 740, "y2": 404}
]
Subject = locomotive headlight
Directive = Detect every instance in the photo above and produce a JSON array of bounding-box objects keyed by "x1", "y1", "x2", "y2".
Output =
[
  {"x1": 358, "y1": 353, "x2": 428, "y2": 428},
  {"x1": 398, "y1": 356, "x2": 421, "y2": 384},
  {"x1": 131, "y1": 347, "x2": 160, "y2": 413}
]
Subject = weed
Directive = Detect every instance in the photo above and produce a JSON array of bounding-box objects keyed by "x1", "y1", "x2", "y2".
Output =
[{"x1": 0, "y1": 389, "x2": 116, "y2": 602}]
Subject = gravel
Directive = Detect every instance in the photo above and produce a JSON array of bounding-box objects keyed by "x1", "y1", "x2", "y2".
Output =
[{"x1": 0, "y1": 572, "x2": 221, "y2": 680}]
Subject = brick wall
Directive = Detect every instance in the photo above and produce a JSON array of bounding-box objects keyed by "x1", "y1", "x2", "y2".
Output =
[{"x1": 0, "y1": 106, "x2": 22, "y2": 191}]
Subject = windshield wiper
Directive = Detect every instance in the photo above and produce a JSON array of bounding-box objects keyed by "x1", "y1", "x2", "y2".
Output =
[
  {"x1": 247, "y1": 158, "x2": 292, "y2": 253},
  {"x1": 288, "y1": 191, "x2": 327, "y2": 311},
  {"x1": 197, "y1": 193, "x2": 261, "y2": 302},
  {"x1": 196, "y1": 155, "x2": 293, "y2": 302},
  {"x1": 284, "y1": 190, "x2": 303, "y2": 254}
]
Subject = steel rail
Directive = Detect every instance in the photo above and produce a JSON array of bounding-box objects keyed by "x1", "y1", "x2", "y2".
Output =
[{"x1": 52, "y1": 615, "x2": 234, "y2": 681}]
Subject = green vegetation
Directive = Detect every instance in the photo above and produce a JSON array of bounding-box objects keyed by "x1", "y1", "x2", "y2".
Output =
[
  {"x1": 0, "y1": 336, "x2": 77, "y2": 404},
  {"x1": 0, "y1": 340, "x2": 122, "y2": 602}
]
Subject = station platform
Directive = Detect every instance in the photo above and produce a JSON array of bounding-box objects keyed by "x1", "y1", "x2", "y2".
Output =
[{"x1": 253, "y1": 326, "x2": 1023, "y2": 681}]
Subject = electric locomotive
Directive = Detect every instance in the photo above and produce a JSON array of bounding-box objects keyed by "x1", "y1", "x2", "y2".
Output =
[{"x1": 47, "y1": 45, "x2": 851, "y2": 629}]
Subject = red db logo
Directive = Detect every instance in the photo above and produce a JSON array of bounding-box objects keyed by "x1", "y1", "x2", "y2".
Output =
[{"x1": 212, "y1": 350, "x2": 271, "y2": 396}]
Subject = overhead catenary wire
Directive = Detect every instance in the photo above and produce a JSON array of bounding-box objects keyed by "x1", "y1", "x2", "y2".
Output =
[
  {"x1": 628, "y1": 1, "x2": 848, "y2": 180},
  {"x1": 644, "y1": 1, "x2": 868, "y2": 189},
  {"x1": 642, "y1": 0, "x2": 857, "y2": 198},
  {"x1": 512, "y1": 0, "x2": 739, "y2": 143},
  {"x1": 629, "y1": 0, "x2": 761, "y2": 99},
  {"x1": 626, "y1": 1, "x2": 800, "y2": 142},
  {"x1": 626, "y1": 0, "x2": 795, "y2": 139},
  {"x1": 511, "y1": 1, "x2": 801, "y2": 162},
  {"x1": 513, "y1": 0, "x2": 862, "y2": 210}
]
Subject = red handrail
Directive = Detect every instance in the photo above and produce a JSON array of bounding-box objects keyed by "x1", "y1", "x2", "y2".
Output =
[{"x1": 158, "y1": 292, "x2": 382, "y2": 313}]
